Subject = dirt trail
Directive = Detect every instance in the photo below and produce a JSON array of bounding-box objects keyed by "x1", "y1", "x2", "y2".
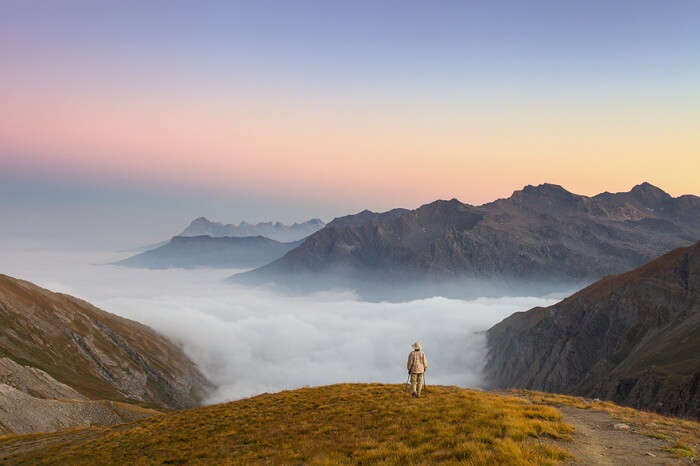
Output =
[{"x1": 557, "y1": 406, "x2": 690, "y2": 465}]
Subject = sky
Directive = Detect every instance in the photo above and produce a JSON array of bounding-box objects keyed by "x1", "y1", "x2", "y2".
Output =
[{"x1": 1, "y1": 0, "x2": 699, "y2": 248}]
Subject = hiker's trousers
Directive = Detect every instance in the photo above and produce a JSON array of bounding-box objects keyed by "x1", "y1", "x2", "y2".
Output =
[{"x1": 410, "y1": 373, "x2": 424, "y2": 395}]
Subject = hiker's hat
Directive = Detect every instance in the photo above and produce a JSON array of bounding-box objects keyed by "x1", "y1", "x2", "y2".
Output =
[{"x1": 412, "y1": 342, "x2": 422, "y2": 350}]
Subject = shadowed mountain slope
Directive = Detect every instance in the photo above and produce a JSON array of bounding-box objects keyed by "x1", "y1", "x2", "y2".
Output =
[
  {"x1": 232, "y1": 183, "x2": 700, "y2": 298},
  {"x1": 0, "y1": 274, "x2": 211, "y2": 414},
  {"x1": 116, "y1": 235, "x2": 301, "y2": 269},
  {"x1": 485, "y1": 241, "x2": 700, "y2": 419}
]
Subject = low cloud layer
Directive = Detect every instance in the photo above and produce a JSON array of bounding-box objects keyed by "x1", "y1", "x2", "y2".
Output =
[{"x1": 2, "y1": 247, "x2": 561, "y2": 403}]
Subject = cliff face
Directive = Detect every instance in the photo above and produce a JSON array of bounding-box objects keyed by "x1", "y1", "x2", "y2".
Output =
[
  {"x1": 233, "y1": 183, "x2": 700, "y2": 296},
  {"x1": 0, "y1": 274, "x2": 212, "y2": 411},
  {"x1": 485, "y1": 241, "x2": 700, "y2": 419}
]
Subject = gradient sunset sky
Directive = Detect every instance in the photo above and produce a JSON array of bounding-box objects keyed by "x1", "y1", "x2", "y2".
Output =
[{"x1": 1, "y1": 1, "x2": 699, "y2": 247}]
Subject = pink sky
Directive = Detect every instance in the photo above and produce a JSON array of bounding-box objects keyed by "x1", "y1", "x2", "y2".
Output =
[
  {"x1": 3, "y1": 80, "x2": 698, "y2": 208},
  {"x1": 1, "y1": 0, "x2": 698, "y2": 237}
]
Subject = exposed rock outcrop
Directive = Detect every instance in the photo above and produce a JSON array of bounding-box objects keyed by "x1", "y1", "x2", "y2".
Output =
[
  {"x1": 485, "y1": 241, "x2": 700, "y2": 419},
  {"x1": 0, "y1": 358, "x2": 84, "y2": 400},
  {"x1": 0, "y1": 384, "x2": 159, "y2": 435}
]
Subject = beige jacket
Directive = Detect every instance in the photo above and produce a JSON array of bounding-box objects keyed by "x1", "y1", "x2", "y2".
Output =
[{"x1": 407, "y1": 350, "x2": 428, "y2": 374}]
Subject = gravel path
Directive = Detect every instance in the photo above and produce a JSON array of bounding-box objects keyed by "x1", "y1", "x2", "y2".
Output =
[{"x1": 558, "y1": 406, "x2": 689, "y2": 465}]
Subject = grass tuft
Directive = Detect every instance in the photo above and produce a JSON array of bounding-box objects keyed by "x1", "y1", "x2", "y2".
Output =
[{"x1": 666, "y1": 441, "x2": 696, "y2": 458}]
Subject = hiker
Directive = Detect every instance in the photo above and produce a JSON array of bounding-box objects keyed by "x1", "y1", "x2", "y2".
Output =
[{"x1": 407, "y1": 342, "x2": 428, "y2": 398}]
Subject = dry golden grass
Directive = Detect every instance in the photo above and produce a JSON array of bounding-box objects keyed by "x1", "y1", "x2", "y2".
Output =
[
  {"x1": 0, "y1": 384, "x2": 573, "y2": 465},
  {"x1": 510, "y1": 390, "x2": 698, "y2": 459}
]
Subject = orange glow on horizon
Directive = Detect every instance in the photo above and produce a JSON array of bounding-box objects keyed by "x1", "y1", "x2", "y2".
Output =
[{"x1": 2, "y1": 72, "x2": 699, "y2": 208}]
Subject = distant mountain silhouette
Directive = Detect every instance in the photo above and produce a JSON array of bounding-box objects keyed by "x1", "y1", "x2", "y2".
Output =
[
  {"x1": 485, "y1": 241, "x2": 700, "y2": 419},
  {"x1": 180, "y1": 217, "x2": 325, "y2": 242},
  {"x1": 232, "y1": 183, "x2": 700, "y2": 298},
  {"x1": 116, "y1": 235, "x2": 301, "y2": 269}
]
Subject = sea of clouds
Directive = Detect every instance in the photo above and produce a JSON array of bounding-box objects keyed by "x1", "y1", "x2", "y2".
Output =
[{"x1": 2, "y1": 246, "x2": 562, "y2": 403}]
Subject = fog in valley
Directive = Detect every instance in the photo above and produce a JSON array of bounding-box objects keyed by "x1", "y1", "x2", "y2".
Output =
[{"x1": 2, "y1": 245, "x2": 563, "y2": 403}]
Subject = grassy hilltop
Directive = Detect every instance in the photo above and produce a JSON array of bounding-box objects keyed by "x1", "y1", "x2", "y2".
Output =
[
  {"x1": 1, "y1": 384, "x2": 573, "y2": 465},
  {"x1": 2, "y1": 383, "x2": 698, "y2": 465}
]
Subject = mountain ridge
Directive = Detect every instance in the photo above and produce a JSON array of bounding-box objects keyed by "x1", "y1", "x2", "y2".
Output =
[
  {"x1": 180, "y1": 217, "x2": 325, "y2": 242},
  {"x1": 485, "y1": 241, "x2": 700, "y2": 419},
  {"x1": 116, "y1": 235, "x2": 302, "y2": 269},
  {"x1": 232, "y1": 183, "x2": 700, "y2": 299},
  {"x1": 0, "y1": 273, "x2": 212, "y2": 434}
]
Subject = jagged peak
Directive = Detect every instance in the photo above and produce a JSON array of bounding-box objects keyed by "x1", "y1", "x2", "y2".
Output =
[
  {"x1": 509, "y1": 183, "x2": 577, "y2": 201},
  {"x1": 420, "y1": 198, "x2": 466, "y2": 210},
  {"x1": 522, "y1": 183, "x2": 571, "y2": 194},
  {"x1": 629, "y1": 182, "x2": 671, "y2": 199}
]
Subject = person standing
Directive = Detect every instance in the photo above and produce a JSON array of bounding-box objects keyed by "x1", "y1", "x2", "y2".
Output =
[{"x1": 407, "y1": 342, "x2": 428, "y2": 398}]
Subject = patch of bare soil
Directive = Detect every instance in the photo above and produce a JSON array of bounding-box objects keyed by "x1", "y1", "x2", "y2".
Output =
[
  {"x1": 0, "y1": 428, "x2": 106, "y2": 461},
  {"x1": 557, "y1": 406, "x2": 693, "y2": 465}
]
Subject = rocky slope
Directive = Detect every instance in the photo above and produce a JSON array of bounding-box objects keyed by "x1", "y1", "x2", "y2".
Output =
[
  {"x1": 0, "y1": 384, "x2": 159, "y2": 435},
  {"x1": 233, "y1": 182, "x2": 700, "y2": 298},
  {"x1": 0, "y1": 273, "x2": 212, "y2": 433},
  {"x1": 0, "y1": 357, "x2": 84, "y2": 400},
  {"x1": 180, "y1": 217, "x2": 325, "y2": 242},
  {"x1": 485, "y1": 241, "x2": 700, "y2": 419},
  {"x1": 116, "y1": 235, "x2": 301, "y2": 269}
]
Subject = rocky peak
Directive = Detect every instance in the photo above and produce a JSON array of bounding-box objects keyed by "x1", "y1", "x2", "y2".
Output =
[
  {"x1": 508, "y1": 183, "x2": 582, "y2": 210},
  {"x1": 628, "y1": 182, "x2": 672, "y2": 205},
  {"x1": 415, "y1": 198, "x2": 469, "y2": 217},
  {"x1": 328, "y1": 208, "x2": 411, "y2": 228},
  {"x1": 521, "y1": 183, "x2": 574, "y2": 197},
  {"x1": 424, "y1": 198, "x2": 464, "y2": 207}
]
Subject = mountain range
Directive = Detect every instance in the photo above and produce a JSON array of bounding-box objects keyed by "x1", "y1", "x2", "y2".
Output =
[
  {"x1": 0, "y1": 274, "x2": 211, "y2": 434},
  {"x1": 180, "y1": 217, "x2": 325, "y2": 242},
  {"x1": 232, "y1": 182, "x2": 700, "y2": 299},
  {"x1": 485, "y1": 241, "x2": 700, "y2": 419},
  {"x1": 116, "y1": 235, "x2": 301, "y2": 269}
]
